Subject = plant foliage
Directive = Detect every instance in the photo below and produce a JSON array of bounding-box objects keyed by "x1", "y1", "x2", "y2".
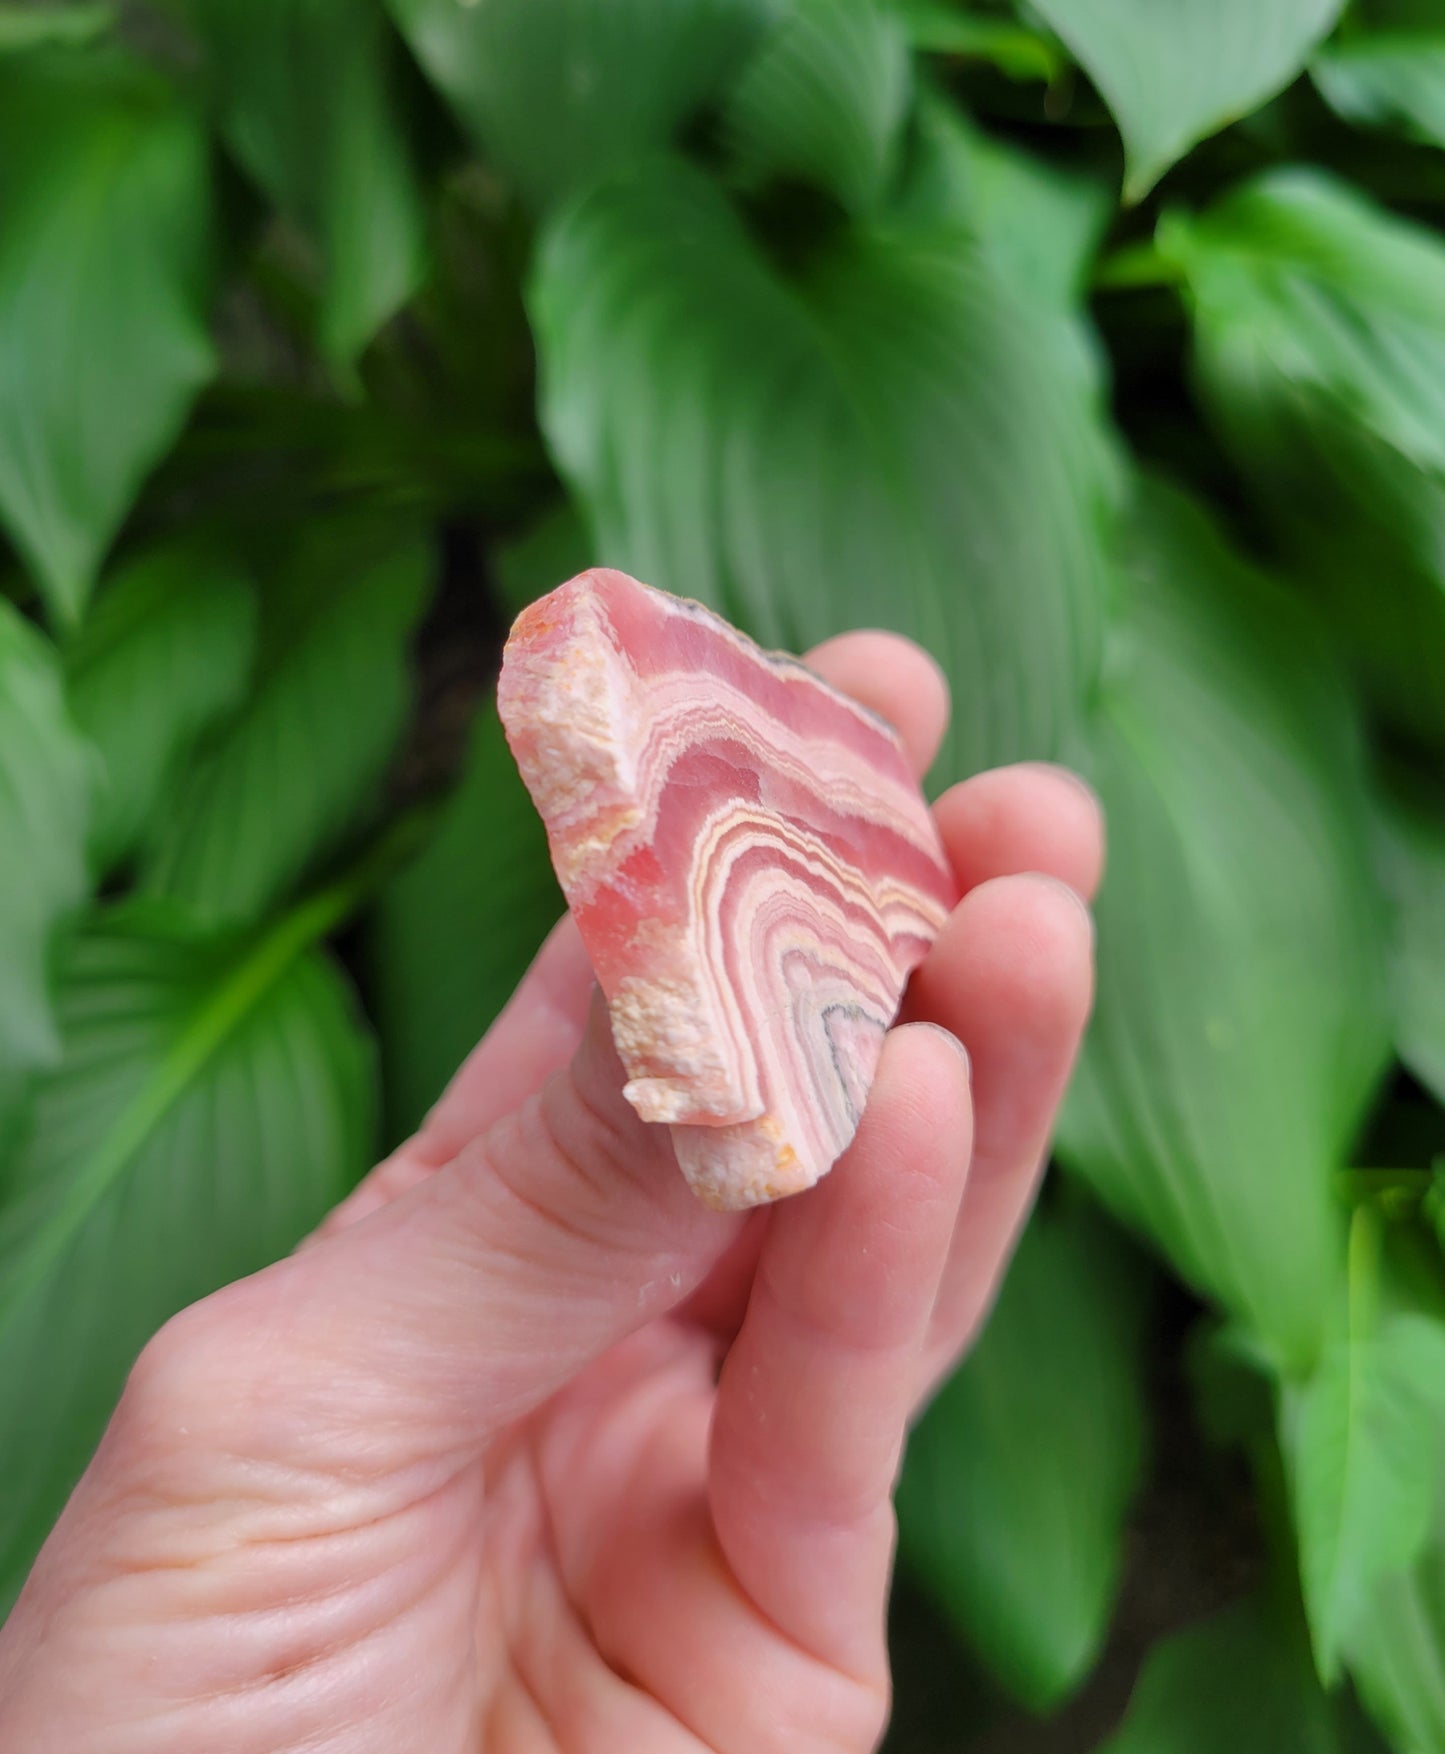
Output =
[{"x1": 0, "y1": 2, "x2": 1443, "y2": 1747}]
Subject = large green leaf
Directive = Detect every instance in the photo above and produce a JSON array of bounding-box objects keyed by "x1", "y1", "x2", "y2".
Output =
[
  {"x1": 1375, "y1": 783, "x2": 1445, "y2": 1104},
  {"x1": 0, "y1": 604, "x2": 93, "y2": 1148},
  {"x1": 173, "y1": 0, "x2": 427, "y2": 367},
  {"x1": 138, "y1": 523, "x2": 429, "y2": 927},
  {"x1": 1315, "y1": 31, "x2": 1445, "y2": 151},
  {"x1": 896, "y1": 3, "x2": 1065, "y2": 82},
  {"x1": 0, "y1": 4, "x2": 113, "y2": 51},
  {"x1": 531, "y1": 156, "x2": 1117, "y2": 784},
  {"x1": 387, "y1": 0, "x2": 774, "y2": 209},
  {"x1": 1098, "y1": 1594, "x2": 1358, "y2": 1754},
  {"x1": 1059, "y1": 478, "x2": 1390, "y2": 1369},
  {"x1": 0, "y1": 50, "x2": 215, "y2": 626},
  {"x1": 1348, "y1": 1536, "x2": 1445, "y2": 1753},
  {"x1": 65, "y1": 545, "x2": 256, "y2": 873},
  {"x1": 1026, "y1": 0, "x2": 1345, "y2": 199},
  {"x1": 1287, "y1": 1307, "x2": 1445, "y2": 1679},
  {"x1": 1161, "y1": 170, "x2": 1445, "y2": 750},
  {"x1": 369, "y1": 699, "x2": 561, "y2": 1140},
  {"x1": 898, "y1": 93, "x2": 1113, "y2": 307},
  {"x1": 724, "y1": 0, "x2": 912, "y2": 213},
  {"x1": 1333, "y1": 1244, "x2": 1445, "y2": 1751},
  {"x1": 896, "y1": 1195, "x2": 1149, "y2": 1710},
  {"x1": 0, "y1": 901, "x2": 374, "y2": 1605},
  {"x1": 1163, "y1": 171, "x2": 1445, "y2": 474}
]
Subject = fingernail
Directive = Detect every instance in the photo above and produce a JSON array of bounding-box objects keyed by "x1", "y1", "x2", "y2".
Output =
[
  {"x1": 1023, "y1": 872, "x2": 1097, "y2": 945},
  {"x1": 918, "y1": 1022, "x2": 971, "y2": 1084}
]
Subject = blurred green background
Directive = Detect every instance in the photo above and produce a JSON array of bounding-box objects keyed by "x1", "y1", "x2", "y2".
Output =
[{"x1": 4, "y1": 0, "x2": 1445, "y2": 1746}]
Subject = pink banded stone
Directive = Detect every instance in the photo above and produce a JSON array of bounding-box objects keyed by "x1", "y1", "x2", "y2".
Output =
[{"x1": 497, "y1": 570, "x2": 957, "y2": 1208}]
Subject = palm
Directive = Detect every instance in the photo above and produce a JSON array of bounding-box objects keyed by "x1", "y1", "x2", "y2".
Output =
[
  {"x1": 464, "y1": 1316, "x2": 882, "y2": 1751},
  {"x1": 248, "y1": 1306, "x2": 879, "y2": 1753},
  {"x1": 0, "y1": 633, "x2": 1102, "y2": 1754}
]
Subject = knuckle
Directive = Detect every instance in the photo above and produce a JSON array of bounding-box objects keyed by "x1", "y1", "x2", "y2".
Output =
[
  {"x1": 112, "y1": 1306, "x2": 214, "y2": 1453},
  {"x1": 111, "y1": 1282, "x2": 269, "y2": 1462}
]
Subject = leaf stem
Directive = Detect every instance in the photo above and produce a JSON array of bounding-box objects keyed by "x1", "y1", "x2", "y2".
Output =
[{"x1": 1346, "y1": 1205, "x2": 1383, "y2": 1350}]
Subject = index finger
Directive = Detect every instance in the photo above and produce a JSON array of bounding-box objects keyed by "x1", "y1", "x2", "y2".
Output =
[{"x1": 804, "y1": 628, "x2": 950, "y2": 782}]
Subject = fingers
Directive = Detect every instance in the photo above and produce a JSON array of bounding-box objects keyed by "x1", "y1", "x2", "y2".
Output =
[
  {"x1": 423, "y1": 629, "x2": 945, "y2": 1166},
  {"x1": 804, "y1": 630, "x2": 950, "y2": 779},
  {"x1": 897, "y1": 760, "x2": 1102, "y2": 1396},
  {"x1": 410, "y1": 913, "x2": 592, "y2": 1164},
  {"x1": 931, "y1": 762, "x2": 1105, "y2": 902},
  {"x1": 534, "y1": 1330, "x2": 888, "y2": 1754},
  {"x1": 325, "y1": 631, "x2": 949, "y2": 1239},
  {"x1": 673, "y1": 757, "x2": 1101, "y2": 1340},
  {"x1": 673, "y1": 1211, "x2": 769, "y2": 1333},
  {"x1": 707, "y1": 1024, "x2": 973, "y2": 1681},
  {"x1": 314, "y1": 913, "x2": 587, "y2": 1236},
  {"x1": 408, "y1": 630, "x2": 944, "y2": 1161},
  {"x1": 909, "y1": 875, "x2": 1096, "y2": 1395}
]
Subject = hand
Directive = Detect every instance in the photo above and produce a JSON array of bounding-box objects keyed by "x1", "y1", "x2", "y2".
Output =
[{"x1": 0, "y1": 633, "x2": 1101, "y2": 1754}]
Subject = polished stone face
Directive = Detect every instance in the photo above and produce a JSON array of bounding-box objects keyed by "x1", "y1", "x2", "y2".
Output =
[{"x1": 499, "y1": 570, "x2": 956, "y2": 1208}]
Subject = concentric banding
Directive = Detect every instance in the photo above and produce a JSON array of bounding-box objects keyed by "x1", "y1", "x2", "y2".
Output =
[{"x1": 498, "y1": 569, "x2": 957, "y2": 1208}]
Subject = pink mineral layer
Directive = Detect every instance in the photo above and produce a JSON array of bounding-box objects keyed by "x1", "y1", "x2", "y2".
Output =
[{"x1": 497, "y1": 569, "x2": 958, "y2": 1209}]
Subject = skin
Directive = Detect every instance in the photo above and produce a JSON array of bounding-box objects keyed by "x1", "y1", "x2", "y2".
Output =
[{"x1": 0, "y1": 631, "x2": 1103, "y2": 1754}]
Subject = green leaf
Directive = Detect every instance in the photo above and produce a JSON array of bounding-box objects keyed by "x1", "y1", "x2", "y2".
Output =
[
  {"x1": 173, "y1": 0, "x2": 427, "y2": 367},
  {"x1": 387, "y1": 0, "x2": 775, "y2": 209},
  {"x1": 1098, "y1": 1594, "x2": 1353, "y2": 1754},
  {"x1": 1162, "y1": 169, "x2": 1445, "y2": 750},
  {"x1": 369, "y1": 698, "x2": 561, "y2": 1140},
  {"x1": 1058, "y1": 477, "x2": 1390, "y2": 1369},
  {"x1": 899, "y1": 93, "x2": 1113, "y2": 306},
  {"x1": 1163, "y1": 171, "x2": 1445, "y2": 474},
  {"x1": 0, "y1": 603, "x2": 93, "y2": 1147},
  {"x1": 724, "y1": 0, "x2": 912, "y2": 212},
  {"x1": 895, "y1": 4, "x2": 1065, "y2": 82},
  {"x1": 0, "y1": 50, "x2": 215, "y2": 626},
  {"x1": 138, "y1": 522, "x2": 430, "y2": 927},
  {"x1": 1347, "y1": 1537, "x2": 1445, "y2": 1754},
  {"x1": 0, "y1": 900, "x2": 374, "y2": 1605},
  {"x1": 897, "y1": 1196, "x2": 1149, "y2": 1710},
  {"x1": 1376, "y1": 782, "x2": 1445, "y2": 1106},
  {"x1": 1287, "y1": 1308, "x2": 1445, "y2": 1678},
  {"x1": 1315, "y1": 33, "x2": 1445, "y2": 152},
  {"x1": 530, "y1": 156, "x2": 1118, "y2": 784},
  {"x1": 0, "y1": 3, "x2": 113, "y2": 51},
  {"x1": 65, "y1": 544, "x2": 256, "y2": 873},
  {"x1": 1026, "y1": 0, "x2": 1345, "y2": 199},
  {"x1": 1326, "y1": 1242, "x2": 1445, "y2": 1745}
]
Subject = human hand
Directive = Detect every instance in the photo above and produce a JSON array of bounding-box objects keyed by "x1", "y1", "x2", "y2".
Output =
[{"x1": 0, "y1": 632, "x2": 1101, "y2": 1754}]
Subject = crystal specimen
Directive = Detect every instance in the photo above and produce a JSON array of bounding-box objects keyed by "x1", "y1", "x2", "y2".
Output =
[{"x1": 497, "y1": 570, "x2": 957, "y2": 1208}]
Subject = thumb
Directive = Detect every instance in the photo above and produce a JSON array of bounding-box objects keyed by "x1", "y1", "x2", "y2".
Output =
[{"x1": 163, "y1": 990, "x2": 740, "y2": 1473}]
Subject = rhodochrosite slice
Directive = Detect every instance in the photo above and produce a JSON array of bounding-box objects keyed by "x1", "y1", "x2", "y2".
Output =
[{"x1": 498, "y1": 570, "x2": 957, "y2": 1207}]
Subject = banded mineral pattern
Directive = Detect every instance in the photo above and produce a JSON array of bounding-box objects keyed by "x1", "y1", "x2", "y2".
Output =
[{"x1": 497, "y1": 569, "x2": 957, "y2": 1208}]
